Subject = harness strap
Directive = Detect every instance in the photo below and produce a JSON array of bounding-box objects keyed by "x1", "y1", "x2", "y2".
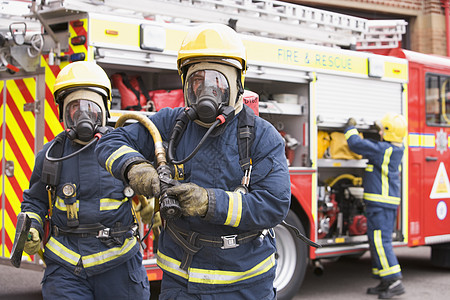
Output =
[
  {"x1": 166, "y1": 222, "x2": 260, "y2": 270},
  {"x1": 238, "y1": 105, "x2": 255, "y2": 173},
  {"x1": 41, "y1": 131, "x2": 67, "y2": 187}
]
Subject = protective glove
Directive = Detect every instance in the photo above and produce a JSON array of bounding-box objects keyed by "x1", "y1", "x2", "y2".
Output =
[
  {"x1": 127, "y1": 162, "x2": 160, "y2": 198},
  {"x1": 135, "y1": 195, "x2": 162, "y2": 228},
  {"x1": 24, "y1": 228, "x2": 41, "y2": 256},
  {"x1": 166, "y1": 183, "x2": 209, "y2": 217},
  {"x1": 346, "y1": 117, "x2": 357, "y2": 127}
]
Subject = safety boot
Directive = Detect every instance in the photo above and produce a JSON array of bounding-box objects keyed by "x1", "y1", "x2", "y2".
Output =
[
  {"x1": 367, "y1": 280, "x2": 390, "y2": 295},
  {"x1": 378, "y1": 280, "x2": 405, "y2": 299}
]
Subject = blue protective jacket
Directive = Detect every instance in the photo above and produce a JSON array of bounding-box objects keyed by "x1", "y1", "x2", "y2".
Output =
[
  {"x1": 95, "y1": 106, "x2": 291, "y2": 294},
  {"x1": 345, "y1": 126, "x2": 404, "y2": 209},
  {"x1": 21, "y1": 135, "x2": 139, "y2": 278}
]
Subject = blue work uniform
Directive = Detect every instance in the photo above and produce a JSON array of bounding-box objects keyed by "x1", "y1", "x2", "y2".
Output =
[
  {"x1": 345, "y1": 126, "x2": 404, "y2": 281},
  {"x1": 95, "y1": 106, "x2": 291, "y2": 299},
  {"x1": 21, "y1": 136, "x2": 150, "y2": 299}
]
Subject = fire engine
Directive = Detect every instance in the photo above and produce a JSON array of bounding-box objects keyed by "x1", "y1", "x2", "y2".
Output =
[{"x1": 1, "y1": 1, "x2": 450, "y2": 300}]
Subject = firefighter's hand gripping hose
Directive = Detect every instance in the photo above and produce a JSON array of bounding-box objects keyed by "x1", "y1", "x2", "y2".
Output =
[
  {"x1": 166, "y1": 182, "x2": 209, "y2": 217},
  {"x1": 115, "y1": 113, "x2": 181, "y2": 220},
  {"x1": 128, "y1": 163, "x2": 160, "y2": 198}
]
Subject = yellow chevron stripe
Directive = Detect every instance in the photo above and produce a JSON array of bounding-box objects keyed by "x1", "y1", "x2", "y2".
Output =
[
  {"x1": 5, "y1": 105, "x2": 34, "y2": 169},
  {"x1": 6, "y1": 80, "x2": 36, "y2": 138},
  {"x1": 5, "y1": 141, "x2": 31, "y2": 201},
  {"x1": 44, "y1": 98, "x2": 64, "y2": 139},
  {"x1": 4, "y1": 206, "x2": 17, "y2": 255},
  {"x1": 41, "y1": 59, "x2": 64, "y2": 142}
]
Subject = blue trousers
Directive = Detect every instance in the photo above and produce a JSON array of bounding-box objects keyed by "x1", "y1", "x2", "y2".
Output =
[
  {"x1": 159, "y1": 272, "x2": 276, "y2": 300},
  {"x1": 41, "y1": 252, "x2": 150, "y2": 300},
  {"x1": 366, "y1": 205, "x2": 402, "y2": 281}
]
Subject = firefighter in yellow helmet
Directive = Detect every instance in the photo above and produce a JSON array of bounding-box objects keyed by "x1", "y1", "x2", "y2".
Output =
[
  {"x1": 21, "y1": 61, "x2": 150, "y2": 299},
  {"x1": 95, "y1": 24, "x2": 291, "y2": 299},
  {"x1": 345, "y1": 113, "x2": 406, "y2": 299}
]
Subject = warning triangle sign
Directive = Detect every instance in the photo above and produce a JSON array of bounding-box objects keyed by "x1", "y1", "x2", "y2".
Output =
[{"x1": 430, "y1": 162, "x2": 450, "y2": 199}]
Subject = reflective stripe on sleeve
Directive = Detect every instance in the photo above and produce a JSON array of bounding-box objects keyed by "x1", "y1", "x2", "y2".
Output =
[
  {"x1": 105, "y1": 145, "x2": 140, "y2": 175},
  {"x1": 345, "y1": 128, "x2": 359, "y2": 139},
  {"x1": 224, "y1": 191, "x2": 242, "y2": 227},
  {"x1": 157, "y1": 250, "x2": 275, "y2": 285},
  {"x1": 25, "y1": 212, "x2": 43, "y2": 227}
]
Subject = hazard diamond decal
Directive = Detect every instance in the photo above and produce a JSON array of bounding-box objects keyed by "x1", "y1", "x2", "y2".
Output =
[{"x1": 430, "y1": 162, "x2": 450, "y2": 199}]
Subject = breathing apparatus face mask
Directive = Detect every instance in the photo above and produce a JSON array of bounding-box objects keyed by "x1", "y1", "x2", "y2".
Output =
[
  {"x1": 184, "y1": 62, "x2": 243, "y2": 127},
  {"x1": 186, "y1": 69, "x2": 230, "y2": 123},
  {"x1": 62, "y1": 90, "x2": 106, "y2": 144}
]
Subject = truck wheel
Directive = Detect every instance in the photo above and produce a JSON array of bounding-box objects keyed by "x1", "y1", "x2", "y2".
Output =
[
  {"x1": 274, "y1": 210, "x2": 308, "y2": 300},
  {"x1": 431, "y1": 243, "x2": 450, "y2": 268}
]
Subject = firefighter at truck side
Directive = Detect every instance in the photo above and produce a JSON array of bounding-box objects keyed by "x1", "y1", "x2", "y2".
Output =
[
  {"x1": 95, "y1": 23, "x2": 291, "y2": 299},
  {"x1": 21, "y1": 61, "x2": 150, "y2": 299},
  {"x1": 345, "y1": 113, "x2": 407, "y2": 299}
]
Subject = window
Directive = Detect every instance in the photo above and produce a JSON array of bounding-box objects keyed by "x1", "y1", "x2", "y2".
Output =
[{"x1": 426, "y1": 73, "x2": 450, "y2": 126}]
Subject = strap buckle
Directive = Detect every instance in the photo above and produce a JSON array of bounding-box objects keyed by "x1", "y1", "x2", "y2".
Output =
[
  {"x1": 96, "y1": 228, "x2": 110, "y2": 239},
  {"x1": 221, "y1": 234, "x2": 239, "y2": 249}
]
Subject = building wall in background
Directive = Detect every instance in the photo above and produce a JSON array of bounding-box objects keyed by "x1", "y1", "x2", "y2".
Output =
[{"x1": 287, "y1": 0, "x2": 448, "y2": 56}]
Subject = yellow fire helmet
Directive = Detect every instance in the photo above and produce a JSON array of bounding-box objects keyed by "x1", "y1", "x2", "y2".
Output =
[
  {"x1": 380, "y1": 112, "x2": 407, "y2": 143},
  {"x1": 53, "y1": 61, "x2": 112, "y2": 120},
  {"x1": 177, "y1": 23, "x2": 247, "y2": 84}
]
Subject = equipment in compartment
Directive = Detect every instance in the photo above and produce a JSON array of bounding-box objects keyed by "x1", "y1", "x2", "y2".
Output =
[
  {"x1": 111, "y1": 72, "x2": 184, "y2": 112},
  {"x1": 317, "y1": 174, "x2": 367, "y2": 239}
]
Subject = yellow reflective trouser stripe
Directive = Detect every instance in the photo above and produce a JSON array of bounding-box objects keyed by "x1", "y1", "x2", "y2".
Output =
[
  {"x1": 55, "y1": 197, "x2": 80, "y2": 211},
  {"x1": 224, "y1": 192, "x2": 242, "y2": 227},
  {"x1": 364, "y1": 193, "x2": 400, "y2": 205},
  {"x1": 25, "y1": 212, "x2": 43, "y2": 227},
  {"x1": 100, "y1": 197, "x2": 128, "y2": 211},
  {"x1": 379, "y1": 264, "x2": 401, "y2": 277},
  {"x1": 46, "y1": 236, "x2": 137, "y2": 268},
  {"x1": 381, "y1": 147, "x2": 393, "y2": 197},
  {"x1": 373, "y1": 230, "x2": 401, "y2": 278},
  {"x1": 344, "y1": 128, "x2": 359, "y2": 139},
  {"x1": 157, "y1": 250, "x2": 276, "y2": 284},
  {"x1": 105, "y1": 145, "x2": 139, "y2": 175},
  {"x1": 374, "y1": 230, "x2": 389, "y2": 269}
]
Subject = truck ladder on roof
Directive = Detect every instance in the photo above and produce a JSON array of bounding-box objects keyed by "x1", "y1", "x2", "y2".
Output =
[{"x1": 31, "y1": 0, "x2": 406, "y2": 49}]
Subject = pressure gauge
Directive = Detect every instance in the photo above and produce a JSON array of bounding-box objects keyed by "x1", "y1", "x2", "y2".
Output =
[
  {"x1": 234, "y1": 185, "x2": 248, "y2": 195},
  {"x1": 124, "y1": 186, "x2": 135, "y2": 198}
]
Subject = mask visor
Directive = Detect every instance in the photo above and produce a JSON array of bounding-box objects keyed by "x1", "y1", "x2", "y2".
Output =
[{"x1": 65, "y1": 99, "x2": 102, "y2": 128}]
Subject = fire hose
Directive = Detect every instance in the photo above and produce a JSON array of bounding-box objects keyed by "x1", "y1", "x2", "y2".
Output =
[{"x1": 115, "y1": 113, "x2": 182, "y2": 220}]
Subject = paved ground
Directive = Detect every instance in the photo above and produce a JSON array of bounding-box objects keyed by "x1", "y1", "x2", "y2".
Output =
[
  {"x1": 294, "y1": 245, "x2": 450, "y2": 299},
  {"x1": 0, "y1": 245, "x2": 449, "y2": 300}
]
